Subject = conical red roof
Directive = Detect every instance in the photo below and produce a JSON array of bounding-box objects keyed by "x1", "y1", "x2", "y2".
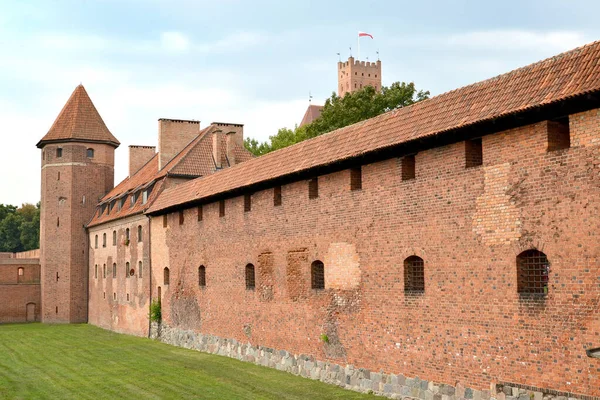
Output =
[{"x1": 37, "y1": 85, "x2": 120, "y2": 148}]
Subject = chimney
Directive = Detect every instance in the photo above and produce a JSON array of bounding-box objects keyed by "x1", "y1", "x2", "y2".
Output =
[
  {"x1": 128, "y1": 145, "x2": 156, "y2": 176},
  {"x1": 225, "y1": 131, "x2": 236, "y2": 166},
  {"x1": 213, "y1": 129, "x2": 223, "y2": 169},
  {"x1": 158, "y1": 118, "x2": 200, "y2": 170}
]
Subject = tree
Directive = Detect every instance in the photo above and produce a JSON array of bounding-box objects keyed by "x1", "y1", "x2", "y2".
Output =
[
  {"x1": 0, "y1": 213, "x2": 24, "y2": 252},
  {"x1": 0, "y1": 202, "x2": 40, "y2": 252},
  {"x1": 245, "y1": 82, "x2": 429, "y2": 156}
]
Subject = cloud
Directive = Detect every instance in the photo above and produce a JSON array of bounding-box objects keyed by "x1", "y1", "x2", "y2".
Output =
[
  {"x1": 446, "y1": 30, "x2": 589, "y2": 52},
  {"x1": 195, "y1": 31, "x2": 266, "y2": 53},
  {"x1": 160, "y1": 31, "x2": 191, "y2": 53}
]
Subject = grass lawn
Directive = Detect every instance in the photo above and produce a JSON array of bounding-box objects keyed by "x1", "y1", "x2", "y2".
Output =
[{"x1": 0, "y1": 324, "x2": 374, "y2": 399}]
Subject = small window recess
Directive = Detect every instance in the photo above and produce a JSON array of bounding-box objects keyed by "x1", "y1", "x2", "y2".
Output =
[
  {"x1": 547, "y1": 116, "x2": 570, "y2": 152},
  {"x1": 273, "y1": 186, "x2": 282, "y2": 206},
  {"x1": 244, "y1": 194, "x2": 252, "y2": 212},
  {"x1": 308, "y1": 178, "x2": 319, "y2": 199},
  {"x1": 163, "y1": 214, "x2": 168, "y2": 228},
  {"x1": 350, "y1": 166, "x2": 362, "y2": 191},
  {"x1": 401, "y1": 155, "x2": 416, "y2": 181},
  {"x1": 465, "y1": 138, "x2": 483, "y2": 168},
  {"x1": 219, "y1": 200, "x2": 225, "y2": 217},
  {"x1": 179, "y1": 210, "x2": 184, "y2": 225},
  {"x1": 197, "y1": 205, "x2": 203, "y2": 221},
  {"x1": 56, "y1": 148, "x2": 62, "y2": 158}
]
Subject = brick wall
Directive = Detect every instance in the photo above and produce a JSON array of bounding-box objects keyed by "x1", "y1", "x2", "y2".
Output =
[
  {"x1": 148, "y1": 109, "x2": 600, "y2": 397},
  {"x1": 0, "y1": 258, "x2": 41, "y2": 323}
]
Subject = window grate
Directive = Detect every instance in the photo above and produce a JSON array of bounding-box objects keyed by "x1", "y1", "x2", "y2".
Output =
[
  {"x1": 517, "y1": 250, "x2": 549, "y2": 295},
  {"x1": 311, "y1": 261, "x2": 325, "y2": 289},
  {"x1": 404, "y1": 256, "x2": 424, "y2": 293},
  {"x1": 245, "y1": 264, "x2": 255, "y2": 289}
]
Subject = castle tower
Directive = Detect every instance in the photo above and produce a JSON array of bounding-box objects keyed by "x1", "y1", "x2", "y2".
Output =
[
  {"x1": 37, "y1": 85, "x2": 119, "y2": 323},
  {"x1": 337, "y1": 56, "x2": 382, "y2": 97}
]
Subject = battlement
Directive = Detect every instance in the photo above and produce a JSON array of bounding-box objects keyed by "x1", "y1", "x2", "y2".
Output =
[
  {"x1": 158, "y1": 118, "x2": 200, "y2": 124},
  {"x1": 337, "y1": 56, "x2": 382, "y2": 97},
  {"x1": 212, "y1": 122, "x2": 244, "y2": 128},
  {"x1": 338, "y1": 56, "x2": 381, "y2": 69}
]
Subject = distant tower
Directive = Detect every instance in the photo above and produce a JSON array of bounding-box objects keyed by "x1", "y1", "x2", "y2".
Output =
[
  {"x1": 338, "y1": 56, "x2": 382, "y2": 97},
  {"x1": 36, "y1": 85, "x2": 119, "y2": 323}
]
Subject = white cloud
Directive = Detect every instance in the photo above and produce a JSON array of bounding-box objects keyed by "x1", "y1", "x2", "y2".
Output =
[{"x1": 160, "y1": 31, "x2": 191, "y2": 53}]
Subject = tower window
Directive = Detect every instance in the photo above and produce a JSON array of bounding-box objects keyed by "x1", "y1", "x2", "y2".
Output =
[
  {"x1": 517, "y1": 250, "x2": 549, "y2": 296},
  {"x1": 402, "y1": 155, "x2": 416, "y2": 181},
  {"x1": 199, "y1": 265, "x2": 206, "y2": 287},
  {"x1": 245, "y1": 264, "x2": 255, "y2": 290},
  {"x1": 350, "y1": 167, "x2": 362, "y2": 191},
  {"x1": 102, "y1": 233, "x2": 106, "y2": 247},
  {"x1": 95, "y1": 235, "x2": 98, "y2": 249},
  {"x1": 164, "y1": 267, "x2": 170, "y2": 285},
  {"x1": 244, "y1": 194, "x2": 252, "y2": 212},
  {"x1": 308, "y1": 178, "x2": 319, "y2": 199},
  {"x1": 95, "y1": 264, "x2": 98, "y2": 279},
  {"x1": 311, "y1": 260, "x2": 325, "y2": 290},
  {"x1": 137, "y1": 225, "x2": 142, "y2": 242},
  {"x1": 86, "y1": 148, "x2": 94, "y2": 158},
  {"x1": 465, "y1": 138, "x2": 483, "y2": 168},
  {"x1": 56, "y1": 148, "x2": 62, "y2": 158},
  {"x1": 404, "y1": 256, "x2": 425, "y2": 293},
  {"x1": 273, "y1": 186, "x2": 282, "y2": 206}
]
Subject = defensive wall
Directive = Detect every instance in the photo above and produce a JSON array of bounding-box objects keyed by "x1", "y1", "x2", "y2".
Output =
[{"x1": 0, "y1": 250, "x2": 41, "y2": 323}]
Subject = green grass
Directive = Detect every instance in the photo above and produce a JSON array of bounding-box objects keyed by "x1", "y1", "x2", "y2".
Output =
[{"x1": 0, "y1": 324, "x2": 374, "y2": 399}]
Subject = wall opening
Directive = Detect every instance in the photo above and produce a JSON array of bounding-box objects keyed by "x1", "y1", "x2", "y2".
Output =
[
  {"x1": 139, "y1": 261, "x2": 143, "y2": 278},
  {"x1": 138, "y1": 225, "x2": 142, "y2": 242},
  {"x1": 112, "y1": 230, "x2": 117, "y2": 246},
  {"x1": 87, "y1": 148, "x2": 94, "y2": 158},
  {"x1": 102, "y1": 233, "x2": 107, "y2": 247},
  {"x1": 126, "y1": 262, "x2": 130, "y2": 279},
  {"x1": 404, "y1": 255, "x2": 425, "y2": 293},
  {"x1": 112, "y1": 263, "x2": 116, "y2": 278},
  {"x1": 179, "y1": 210, "x2": 184, "y2": 225},
  {"x1": 274, "y1": 186, "x2": 282, "y2": 206},
  {"x1": 56, "y1": 148, "x2": 62, "y2": 158},
  {"x1": 163, "y1": 214, "x2": 168, "y2": 228},
  {"x1": 245, "y1": 263, "x2": 255, "y2": 290},
  {"x1": 199, "y1": 265, "x2": 206, "y2": 287},
  {"x1": 219, "y1": 200, "x2": 225, "y2": 217},
  {"x1": 197, "y1": 205, "x2": 203, "y2": 221},
  {"x1": 125, "y1": 228, "x2": 130, "y2": 244},
  {"x1": 164, "y1": 267, "x2": 170, "y2": 285},
  {"x1": 465, "y1": 138, "x2": 483, "y2": 168},
  {"x1": 244, "y1": 194, "x2": 252, "y2": 212},
  {"x1": 95, "y1": 264, "x2": 98, "y2": 279},
  {"x1": 350, "y1": 167, "x2": 362, "y2": 191},
  {"x1": 517, "y1": 250, "x2": 549, "y2": 296},
  {"x1": 402, "y1": 155, "x2": 416, "y2": 181},
  {"x1": 548, "y1": 116, "x2": 570, "y2": 151},
  {"x1": 308, "y1": 178, "x2": 319, "y2": 199},
  {"x1": 95, "y1": 235, "x2": 98, "y2": 249},
  {"x1": 311, "y1": 260, "x2": 325, "y2": 290},
  {"x1": 103, "y1": 264, "x2": 106, "y2": 279}
]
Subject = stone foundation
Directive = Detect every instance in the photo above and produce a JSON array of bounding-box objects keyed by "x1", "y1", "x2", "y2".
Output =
[{"x1": 150, "y1": 323, "x2": 596, "y2": 400}]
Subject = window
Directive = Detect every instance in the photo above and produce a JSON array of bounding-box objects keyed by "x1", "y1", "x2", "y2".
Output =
[
  {"x1": 112, "y1": 231, "x2": 116, "y2": 246},
  {"x1": 164, "y1": 267, "x2": 170, "y2": 285},
  {"x1": 125, "y1": 262, "x2": 130, "y2": 278},
  {"x1": 273, "y1": 186, "x2": 282, "y2": 206},
  {"x1": 404, "y1": 256, "x2": 425, "y2": 293},
  {"x1": 245, "y1": 264, "x2": 255, "y2": 290},
  {"x1": 548, "y1": 117, "x2": 570, "y2": 151},
  {"x1": 401, "y1": 155, "x2": 416, "y2": 181},
  {"x1": 56, "y1": 148, "x2": 63, "y2": 158},
  {"x1": 163, "y1": 214, "x2": 168, "y2": 228},
  {"x1": 58, "y1": 172, "x2": 60, "y2": 180},
  {"x1": 125, "y1": 228, "x2": 130, "y2": 244},
  {"x1": 112, "y1": 263, "x2": 116, "y2": 278},
  {"x1": 118, "y1": 197, "x2": 125, "y2": 211},
  {"x1": 57, "y1": 217, "x2": 59, "y2": 227},
  {"x1": 199, "y1": 265, "x2": 206, "y2": 287},
  {"x1": 95, "y1": 264, "x2": 98, "y2": 279},
  {"x1": 130, "y1": 193, "x2": 137, "y2": 207},
  {"x1": 197, "y1": 205, "x2": 203, "y2": 221},
  {"x1": 244, "y1": 194, "x2": 252, "y2": 212},
  {"x1": 142, "y1": 190, "x2": 149, "y2": 204},
  {"x1": 18, "y1": 267, "x2": 24, "y2": 277},
  {"x1": 219, "y1": 200, "x2": 225, "y2": 217},
  {"x1": 103, "y1": 264, "x2": 106, "y2": 279},
  {"x1": 465, "y1": 138, "x2": 483, "y2": 168},
  {"x1": 139, "y1": 261, "x2": 143, "y2": 278},
  {"x1": 87, "y1": 148, "x2": 94, "y2": 158},
  {"x1": 311, "y1": 260, "x2": 325, "y2": 290},
  {"x1": 137, "y1": 225, "x2": 142, "y2": 242},
  {"x1": 179, "y1": 210, "x2": 184, "y2": 225},
  {"x1": 517, "y1": 250, "x2": 549, "y2": 295},
  {"x1": 94, "y1": 235, "x2": 98, "y2": 249},
  {"x1": 308, "y1": 178, "x2": 319, "y2": 199},
  {"x1": 102, "y1": 233, "x2": 106, "y2": 247},
  {"x1": 113, "y1": 293, "x2": 116, "y2": 300},
  {"x1": 350, "y1": 167, "x2": 362, "y2": 191}
]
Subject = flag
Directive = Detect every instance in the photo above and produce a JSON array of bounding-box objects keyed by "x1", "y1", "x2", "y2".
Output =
[{"x1": 358, "y1": 31, "x2": 374, "y2": 39}]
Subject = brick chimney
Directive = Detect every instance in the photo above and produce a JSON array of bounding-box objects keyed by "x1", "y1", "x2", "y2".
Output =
[
  {"x1": 129, "y1": 145, "x2": 156, "y2": 176},
  {"x1": 212, "y1": 129, "x2": 223, "y2": 169},
  {"x1": 212, "y1": 122, "x2": 244, "y2": 168},
  {"x1": 225, "y1": 131, "x2": 236, "y2": 166},
  {"x1": 158, "y1": 118, "x2": 200, "y2": 170}
]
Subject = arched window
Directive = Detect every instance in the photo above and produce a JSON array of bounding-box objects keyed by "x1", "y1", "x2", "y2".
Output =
[
  {"x1": 102, "y1": 233, "x2": 106, "y2": 247},
  {"x1": 245, "y1": 264, "x2": 255, "y2": 290},
  {"x1": 94, "y1": 235, "x2": 98, "y2": 249},
  {"x1": 126, "y1": 262, "x2": 130, "y2": 279},
  {"x1": 137, "y1": 225, "x2": 142, "y2": 242},
  {"x1": 125, "y1": 228, "x2": 130, "y2": 242},
  {"x1": 103, "y1": 264, "x2": 106, "y2": 279},
  {"x1": 163, "y1": 267, "x2": 170, "y2": 285},
  {"x1": 87, "y1": 148, "x2": 94, "y2": 158},
  {"x1": 199, "y1": 265, "x2": 206, "y2": 287},
  {"x1": 112, "y1": 263, "x2": 116, "y2": 278},
  {"x1": 18, "y1": 267, "x2": 24, "y2": 276},
  {"x1": 311, "y1": 260, "x2": 325, "y2": 290},
  {"x1": 404, "y1": 256, "x2": 425, "y2": 293},
  {"x1": 112, "y1": 231, "x2": 116, "y2": 246},
  {"x1": 517, "y1": 250, "x2": 549, "y2": 295},
  {"x1": 139, "y1": 261, "x2": 143, "y2": 278}
]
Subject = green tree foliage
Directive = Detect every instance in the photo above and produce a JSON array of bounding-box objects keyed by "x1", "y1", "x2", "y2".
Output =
[
  {"x1": 0, "y1": 203, "x2": 40, "y2": 252},
  {"x1": 244, "y1": 82, "x2": 429, "y2": 156}
]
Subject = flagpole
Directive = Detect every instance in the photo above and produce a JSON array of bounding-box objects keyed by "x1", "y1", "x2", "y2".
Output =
[{"x1": 357, "y1": 34, "x2": 360, "y2": 60}]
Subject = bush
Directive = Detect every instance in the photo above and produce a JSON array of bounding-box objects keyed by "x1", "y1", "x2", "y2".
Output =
[{"x1": 149, "y1": 299, "x2": 161, "y2": 323}]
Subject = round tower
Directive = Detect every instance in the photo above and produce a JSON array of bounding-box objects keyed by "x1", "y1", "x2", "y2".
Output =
[{"x1": 37, "y1": 85, "x2": 119, "y2": 323}]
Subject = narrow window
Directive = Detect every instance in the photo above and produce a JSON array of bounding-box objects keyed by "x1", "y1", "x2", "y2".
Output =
[
  {"x1": 102, "y1": 233, "x2": 106, "y2": 247},
  {"x1": 197, "y1": 205, "x2": 203, "y2": 221},
  {"x1": 56, "y1": 148, "x2": 62, "y2": 158},
  {"x1": 401, "y1": 155, "x2": 416, "y2": 181},
  {"x1": 125, "y1": 228, "x2": 130, "y2": 244},
  {"x1": 548, "y1": 117, "x2": 570, "y2": 151},
  {"x1": 274, "y1": 186, "x2": 282, "y2": 206},
  {"x1": 56, "y1": 272, "x2": 59, "y2": 282},
  {"x1": 127, "y1": 293, "x2": 130, "y2": 301},
  {"x1": 57, "y1": 217, "x2": 60, "y2": 227},
  {"x1": 163, "y1": 214, "x2": 168, "y2": 228},
  {"x1": 139, "y1": 261, "x2": 143, "y2": 278},
  {"x1": 95, "y1": 235, "x2": 98, "y2": 249},
  {"x1": 58, "y1": 172, "x2": 60, "y2": 181},
  {"x1": 404, "y1": 256, "x2": 425, "y2": 293},
  {"x1": 95, "y1": 264, "x2": 98, "y2": 279},
  {"x1": 137, "y1": 225, "x2": 142, "y2": 242},
  {"x1": 244, "y1": 194, "x2": 252, "y2": 212},
  {"x1": 517, "y1": 250, "x2": 549, "y2": 296},
  {"x1": 465, "y1": 138, "x2": 483, "y2": 168},
  {"x1": 112, "y1": 263, "x2": 116, "y2": 278},
  {"x1": 164, "y1": 267, "x2": 170, "y2": 285},
  {"x1": 157, "y1": 286, "x2": 161, "y2": 301},
  {"x1": 350, "y1": 166, "x2": 362, "y2": 191},
  {"x1": 112, "y1": 231, "x2": 116, "y2": 246},
  {"x1": 311, "y1": 260, "x2": 325, "y2": 290},
  {"x1": 199, "y1": 265, "x2": 206, "y2": 287},
  {"x1": 87, "y1": 148, "x2": 94, "y2": 158},
  {"x1": 126, "y1": 262, "x2": 130, "y2": 278},
  {"x1": 219, "y1": 200, "x2": 225, "y2": 217},
  {"x1": 245, "y1": 264, "x2": 255, "y2": 289},
  {"x1": 179, "y1": 210, "x2": 184, "y2": 225},
  {"x1": 103, "y1": 264, "x2": 106, "y2": 279},
  {"x1": 113, "y1": 293, "x2": 116, "y2": 300},
  {"x1": 103, "y1": 292, "x2": 105, "y2": 299},
  {"x1": 308, "y1": 178, "x2": 319, "y2": 199},
  {"x1": 142, "y1": 190, "x2": 148, "y2": 204},
  {"x1": 18, "y1": 267, "x2": 24, "y2": 277}
]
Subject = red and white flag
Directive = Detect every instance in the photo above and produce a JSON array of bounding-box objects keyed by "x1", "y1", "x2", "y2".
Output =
[{"x1": 358, "y1": 31, "x2": 374, "y2": 39}]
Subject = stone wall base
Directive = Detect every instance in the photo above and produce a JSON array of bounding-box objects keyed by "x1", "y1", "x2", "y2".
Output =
[{"x1": 150, "y1": 323, "x2": 595, "y2": 400}]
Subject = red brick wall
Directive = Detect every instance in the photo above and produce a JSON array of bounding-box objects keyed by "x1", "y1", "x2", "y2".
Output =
[
  {"x1": 0, "y1": 259, "x2": 41, "y2": 323},
  {"x1": 149, "y1": 109, "x2": 600, "y2": 396}
]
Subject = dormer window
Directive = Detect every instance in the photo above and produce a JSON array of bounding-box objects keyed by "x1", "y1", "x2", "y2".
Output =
[{"x1": 130, "y1": 192, "x2": 138, "y2": 207}]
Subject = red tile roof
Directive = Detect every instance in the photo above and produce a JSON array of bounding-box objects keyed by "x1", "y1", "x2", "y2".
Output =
[
  {"x1": 299, "y1": 104, "x2": 323, "y2": 127},
  {"x1": 147, "y1": 40, "x2": 600, "y2": 215},
  {"x1": 37, "y1": 85, "x2": 120, "y2": 148}
]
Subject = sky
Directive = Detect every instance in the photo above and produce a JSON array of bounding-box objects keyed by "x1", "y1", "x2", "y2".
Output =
[{"x1": 1, "y1": 0, "x2": 599, "y2": 205}]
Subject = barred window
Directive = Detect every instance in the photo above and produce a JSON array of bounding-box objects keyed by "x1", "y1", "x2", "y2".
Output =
[
  {"x1": 199, "y1": 265, "x2": 206, "y2": 287},
  {"x1": 245, "y1": 263, "x2": 255, "y2": 290},
  {"x1": 404, "y1": 256, "x2": 424, "y2": 293},
  {"x1": 517, "y1": 250, "x2": 549, "y2": 295},
  {"x1": 311, "y1": 260, "x2": 325, "y2": 290},
  {"x1": 164, "y1": 267, "x2": 170, "y2": 285}
]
